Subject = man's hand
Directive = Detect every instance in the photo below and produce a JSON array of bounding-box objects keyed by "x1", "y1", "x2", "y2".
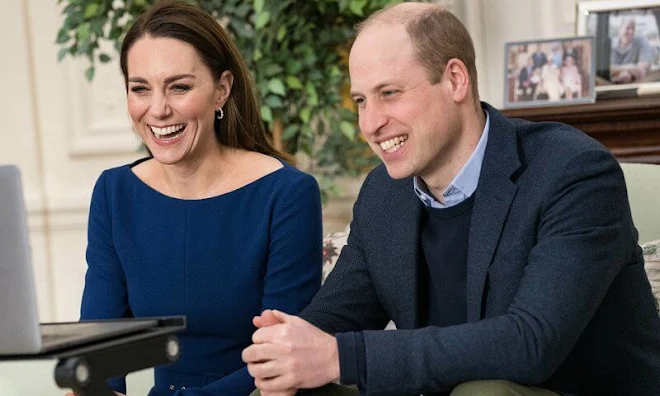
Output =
[{"x1": 243, "y1": 310, "x2": 340, "y2": 393}]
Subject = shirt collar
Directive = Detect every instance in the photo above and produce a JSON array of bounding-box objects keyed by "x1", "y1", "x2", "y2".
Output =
[{"x1": 414, "y1": 109, "x2": 490, "y2": 209}]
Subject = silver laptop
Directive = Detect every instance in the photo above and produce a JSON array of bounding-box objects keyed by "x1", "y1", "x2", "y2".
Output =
[{"x1": 0, "y1": 165, "x2": 156, "y2": 355}]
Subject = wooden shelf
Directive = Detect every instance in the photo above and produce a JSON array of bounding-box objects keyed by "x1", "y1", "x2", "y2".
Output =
[{"x1": 500, "y1": 96, "x2": 660, "y2": 164}]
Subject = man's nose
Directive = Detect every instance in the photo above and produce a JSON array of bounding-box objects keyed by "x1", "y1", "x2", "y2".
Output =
[{"x1": 359, "y1": 105, "x2": 387, "y2": 137}]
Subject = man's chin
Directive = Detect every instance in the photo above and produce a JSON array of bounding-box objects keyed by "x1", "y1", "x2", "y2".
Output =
[{"x1": 384, "y1": 164, "x2": 413, "y2": 180}]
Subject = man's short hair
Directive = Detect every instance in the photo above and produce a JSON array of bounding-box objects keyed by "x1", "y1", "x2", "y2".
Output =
[{"x1": 358, "y1": 3, "x2": 479, "y2": 100}]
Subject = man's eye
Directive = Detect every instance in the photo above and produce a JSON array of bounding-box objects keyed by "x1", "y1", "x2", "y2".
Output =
[
  {"x1": 382, "y1": 90, "x2": 396, "y2": 97},
  {"x1": 354, "y1": 98, "x2": 365, "y2": 106}
]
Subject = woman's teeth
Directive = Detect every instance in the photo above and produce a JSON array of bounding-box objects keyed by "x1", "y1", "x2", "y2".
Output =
[
  {"x1": 150, "y1": 124, "x2": 186, "y2": 137},
  {"x1": 379, "y1": 135, "x2": 408, "y2": 153}
]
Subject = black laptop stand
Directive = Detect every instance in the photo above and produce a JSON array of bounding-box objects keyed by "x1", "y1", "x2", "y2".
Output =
[{"x1": 0, "y1": 316, "x2": 185, "y2": 396}]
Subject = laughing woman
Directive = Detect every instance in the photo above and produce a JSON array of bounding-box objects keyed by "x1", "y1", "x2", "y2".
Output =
[{"x1": 77, "y1": 1, "x2": 322, "y2": 395}]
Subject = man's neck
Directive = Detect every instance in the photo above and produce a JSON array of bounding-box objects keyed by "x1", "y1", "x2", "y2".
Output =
[{"x1": 423, "y1": 106, "x2": 486, "y2": 201}]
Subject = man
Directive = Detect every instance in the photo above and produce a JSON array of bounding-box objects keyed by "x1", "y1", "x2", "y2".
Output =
[
  {"x1": 610, "y1": 17, "x2": 654, "y2": 84},
  {"x1": 243, "y1": 3, "x2": 660, "y2": 395}
]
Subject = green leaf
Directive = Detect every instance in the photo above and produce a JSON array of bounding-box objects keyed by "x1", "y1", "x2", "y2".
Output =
[
  {"x1": 285, "y1": 75, "x2": 303, "y2": 90},
  {"x1": 262, "y1": 63, "x2": 284, "y2": 77},
  {"x1": 285, "y1": 59, "x2": 303, "y2": 75},
  {"x1": 340, "y1": 121, "x2": 356, "y2": 140},
  {"x1": 267, "y1": 78, "x2": 286, "y2": 96},
  {"x1": 253, "y1": 48, "x2": 263, "y2": 62},
  {"x1": 99, "y1": 53, "x2": 112, "y2": 63},
  {"x1": 85, "y1": 66, "x2": 95, "y2": 82},
  {"x1": 264, "y1": 95, "x2": 284, "y2": 108},
  {"x1": 305, "y1": 81, "x2": 319, "y2": 106},
  {"x1": 57, "y1": 47, "x2": 70, "y2": 62},
  {"x1": 253, "y1": 0, "x2": 265, "y2": 13},
  {"x1": 76, "y1": 23, "x2": 90, "y2": 42},
  {"x1": 349, "y1": 0, "x2": 368, "y2": 16},
  {"x1": 255, "y1": 11, "x2": 270, "y2": 29},
  {"x1": 56, "y1": 27, "x2": 69, "y2": 44},
  {"x1": 261, "y1": 105, "x2": 273, "y2": 122},
  {"x1": 300, "y1": 107, "x2": 312, "y2": 123},
  {"x1": 277, "y1": 25, "x2": 286, "y2": 42},
  {"x1": 83, "y1": 3, "x2": 99, "y2": 19},
  {"x1": 109, "y1": 26, "x2": 123, "y2": 40},
  {"x1": 282, "y1": 124, "x2": 299, "y2": 140}
]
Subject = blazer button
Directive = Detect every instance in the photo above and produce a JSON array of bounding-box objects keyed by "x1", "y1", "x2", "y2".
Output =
[
  {"x1": 169, "y1": 385, "x2": 174, "y2": 390},
  {"x1": 181, "y1": 386, "x2": 186, "y2": 390}
]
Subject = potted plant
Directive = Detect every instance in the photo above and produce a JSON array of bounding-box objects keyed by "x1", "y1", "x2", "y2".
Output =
[{"x1": 56, "y1": 0, "x2": 404, "y2": 200}]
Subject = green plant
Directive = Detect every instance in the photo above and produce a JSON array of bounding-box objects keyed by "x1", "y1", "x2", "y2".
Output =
[{"x1": 56, "y1": 0, "x2": 406, "y2": 201}]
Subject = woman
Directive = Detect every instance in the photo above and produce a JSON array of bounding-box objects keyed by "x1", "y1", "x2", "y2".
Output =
[{"x1": 75, "y1": 1, "x2": 323, "y2": 394}]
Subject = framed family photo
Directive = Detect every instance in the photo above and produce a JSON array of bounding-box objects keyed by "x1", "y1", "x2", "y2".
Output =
[
  {"x1": 577, "y1": 0, "x2": 660, "y2": 97},
  {"x1": 503, "y1": 36, "x2": 596, "y2": 109}
]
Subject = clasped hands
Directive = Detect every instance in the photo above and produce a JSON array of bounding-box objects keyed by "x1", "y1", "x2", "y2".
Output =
[{"x1": 242, "y1": 310, "x2": 340, "y2": 396}]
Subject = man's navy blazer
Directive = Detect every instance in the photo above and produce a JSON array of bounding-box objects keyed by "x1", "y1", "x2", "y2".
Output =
[{"x1": 301, "y1": 103, "x2": 660, "y2": 395}]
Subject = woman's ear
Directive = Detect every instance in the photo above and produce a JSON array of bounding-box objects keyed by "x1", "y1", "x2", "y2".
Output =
[{"x1": 215, "y1": 70, "x2": 234, "y2": 108}]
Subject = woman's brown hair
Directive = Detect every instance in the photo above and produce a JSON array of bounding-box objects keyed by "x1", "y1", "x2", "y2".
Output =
[{"x1": 120, "y1": 0, "x2": 291, "y2": 162}]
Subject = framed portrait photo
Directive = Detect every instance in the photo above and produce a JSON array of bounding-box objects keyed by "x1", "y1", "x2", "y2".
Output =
[
  {"x1": 577, "y1": 0, "x2": 660, "y2": 97},
  {"x1": 503, "y1": 36, "x2": 596, "y2": 109}
]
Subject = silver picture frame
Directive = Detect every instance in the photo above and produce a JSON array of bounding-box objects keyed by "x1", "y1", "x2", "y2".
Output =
[{"x1": 503, "y1": 36, "x2": 596, "y2": 109}]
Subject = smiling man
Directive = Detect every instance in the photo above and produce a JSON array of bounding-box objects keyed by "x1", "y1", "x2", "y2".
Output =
[{"x1": 242, "y1": 3, "x2": 660, "y2": 395}]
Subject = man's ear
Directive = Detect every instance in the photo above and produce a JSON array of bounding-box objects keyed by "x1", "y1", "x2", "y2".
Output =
[
  {"x1": 444, "y1": 58, "x2": 469, "y2": 103},
  {"x1": 215, "y1": 70, "x2": 234, "y2": 108}
]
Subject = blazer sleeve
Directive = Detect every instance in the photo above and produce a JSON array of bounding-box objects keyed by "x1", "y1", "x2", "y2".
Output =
[
  {"x1": 301, "y1": 171, "x2": 391, "y2": 333},
  {"x1": 173, "y1": 171, "x2": 324, "y2": 396},
  {"x1": 80, "y1": 171, "x2": 132, "y2": 394},
  {"x1": 355, "y1": 149, "x2": 637, "y2": 394}
]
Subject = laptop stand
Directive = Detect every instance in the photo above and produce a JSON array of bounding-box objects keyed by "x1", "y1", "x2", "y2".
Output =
[{"x1": 0, "y1": 316, "x2": 185, "y2": 396}]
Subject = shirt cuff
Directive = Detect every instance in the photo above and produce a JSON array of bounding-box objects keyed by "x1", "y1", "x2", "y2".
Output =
[{"x1": 336, "y1": 331, "x2": 367, "y2": 388}]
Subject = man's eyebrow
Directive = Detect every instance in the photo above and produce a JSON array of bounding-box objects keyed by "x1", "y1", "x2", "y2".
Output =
[
  {"x1": 127, "y1": 74, "x2": 196, "y2": 84},
  {"x1": 350, "y1": 82, "x2": 397, "y2": 97}
]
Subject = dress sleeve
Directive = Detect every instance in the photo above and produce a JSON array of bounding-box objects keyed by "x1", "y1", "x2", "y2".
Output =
[
  {"x1": 80, "y1": 171, "x2": 132, "y2": 394},
  {"x1": 261, "y1": 171, "x2": 324, "y2": 313}
]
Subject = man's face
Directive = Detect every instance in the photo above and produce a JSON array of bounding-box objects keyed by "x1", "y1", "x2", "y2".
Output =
[{"x1": 349, "y1": 23, "x2": 461, "y2": 181}]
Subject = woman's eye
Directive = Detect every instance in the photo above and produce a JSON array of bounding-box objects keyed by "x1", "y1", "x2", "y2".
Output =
[
  {"x1": 171, "y1": 84, "x2": 191, "y2": 92},
  {"x1": 130, "y1": 86, "x2": 147, "y2": 93}
]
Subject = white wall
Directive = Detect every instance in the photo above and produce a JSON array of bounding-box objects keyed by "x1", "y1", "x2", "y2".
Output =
[{"x1": 0, "y1": 0, "x2": 598, "y2": 323}]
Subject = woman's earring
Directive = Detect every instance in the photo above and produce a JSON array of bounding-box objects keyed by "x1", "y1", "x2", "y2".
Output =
[{"x1": 216, "y1": 107, "x2": 224, "y2": 120}]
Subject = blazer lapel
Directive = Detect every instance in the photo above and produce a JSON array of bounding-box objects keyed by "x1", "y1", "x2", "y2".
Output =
[
  {"x1": 466, "y1": 105, "x2": 521, "y2": 322},
  {"x1": 376, "y1": 178, "x2": 423, "y2": 329}
]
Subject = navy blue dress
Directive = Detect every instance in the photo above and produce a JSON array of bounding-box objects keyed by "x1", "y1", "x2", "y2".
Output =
[{"x1": 81, "y1": 158, "x2": 323, "y2": 395}]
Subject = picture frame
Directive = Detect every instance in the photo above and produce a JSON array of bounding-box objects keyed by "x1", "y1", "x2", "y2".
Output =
[
  {"x1": 503, "y1": 36, "x2": 596, "y2": 109},
  {"x1": 576, "y1": 0, "x2": 660, "y2": 98}
]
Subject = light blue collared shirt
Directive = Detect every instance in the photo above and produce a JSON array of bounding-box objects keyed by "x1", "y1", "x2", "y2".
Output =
[{"x1": 413, "y1": 110, "x2": 490, "y2": 208}]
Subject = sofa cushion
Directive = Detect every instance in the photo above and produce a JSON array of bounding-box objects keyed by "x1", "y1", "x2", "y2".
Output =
[
  {"x1": 641, "y1": 239, "x2": 660, "y2": 312},
  {"x1": 322, "y1": 228, "x2": 349, "y2": 283}
]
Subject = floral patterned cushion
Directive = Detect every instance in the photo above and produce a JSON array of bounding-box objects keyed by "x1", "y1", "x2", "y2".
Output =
[
  {"x1": 322, "y1": 227, "x2": 350, "y2": 283},
  {"x1": 641, "y1": 239, "x2": 660, "y2": 312}
]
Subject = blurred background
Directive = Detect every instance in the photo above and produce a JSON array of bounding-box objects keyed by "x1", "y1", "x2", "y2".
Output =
[{"x1": 1, "y1": 0, "x2": 577, "y2": 322}]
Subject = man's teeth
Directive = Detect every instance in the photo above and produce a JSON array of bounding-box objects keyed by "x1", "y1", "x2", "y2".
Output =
[
  {"x1": 150, "y1": 124, "x2": 186, "y2": 137},
  {"x1": 379, "y1": 135, "x2": 408, "y2": 153}
]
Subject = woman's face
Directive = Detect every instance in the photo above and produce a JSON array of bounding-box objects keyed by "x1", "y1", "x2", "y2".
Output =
[{"x1": 126, "y1": 35, "x2": 232, "y2": 166}]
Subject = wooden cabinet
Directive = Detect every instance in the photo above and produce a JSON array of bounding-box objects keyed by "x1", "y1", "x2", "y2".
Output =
[{"x1": 500, "y1": 96, "x2": 660, "y2": 164}]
